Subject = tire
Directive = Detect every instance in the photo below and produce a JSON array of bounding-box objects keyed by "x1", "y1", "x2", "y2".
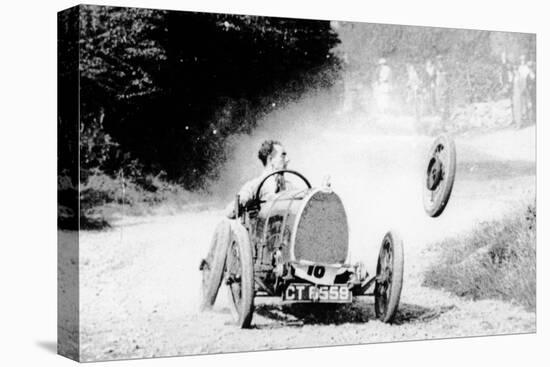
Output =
[
  {"x1": 200, "y1": 219, "x2": 231, "y2": 311},
  {"x1": 225, "y1": 222, "x2": 255, "y2": 328},
  {"x1": 423, "y1": 134, "x2": 456, "y2": 217},
  {"x1": 374, "y1": 230, "x2": 404, "y2": 323}
]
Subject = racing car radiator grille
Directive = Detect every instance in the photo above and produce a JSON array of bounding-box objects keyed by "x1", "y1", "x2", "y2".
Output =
[{"x1": 293, "y1": 191, "x2": 348, "y2": 264}]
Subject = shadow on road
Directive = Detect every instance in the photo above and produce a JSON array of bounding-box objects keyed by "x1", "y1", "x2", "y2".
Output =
[
  {"x1": 392, "y1": 304, "x2": 456, "y2": 325},
  {"x1": 254, "y1": 300, "x2": 455, "y2": 328}
]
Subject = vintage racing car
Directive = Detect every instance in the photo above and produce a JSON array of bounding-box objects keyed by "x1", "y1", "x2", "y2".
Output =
[{"x1": 200, "y1": 170, "x2": 404, "y2": 328}]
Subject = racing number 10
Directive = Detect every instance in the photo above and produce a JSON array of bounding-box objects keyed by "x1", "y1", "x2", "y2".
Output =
[{"x1": 307, "y1": 265, "x2": 325, "y2": 278}]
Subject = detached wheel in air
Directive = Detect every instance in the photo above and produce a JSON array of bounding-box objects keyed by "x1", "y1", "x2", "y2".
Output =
[
  {"x1": 423, "y1": 134, "x2": 457, "y2": 217},
  {"x1": 374, "y1": 230, "x2": 404, "y2": 323}
]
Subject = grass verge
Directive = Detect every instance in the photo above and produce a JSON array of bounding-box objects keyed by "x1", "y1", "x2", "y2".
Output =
[
  {"x1": 423, "y1": 200, "x2": 536, "y2": 311},
  {"x1": 77, "y1": 171, "x2": 203, "y2": 230}
]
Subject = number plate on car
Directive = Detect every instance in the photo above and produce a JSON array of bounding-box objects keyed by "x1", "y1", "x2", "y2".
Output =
[{"x1": 283, "y1": 284, "x2": 352, "y2": 303}]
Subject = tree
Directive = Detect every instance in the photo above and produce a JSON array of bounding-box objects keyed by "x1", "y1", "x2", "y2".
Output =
[{"x1": 77, "y1": 5, "x2": 340, "y2": 188}]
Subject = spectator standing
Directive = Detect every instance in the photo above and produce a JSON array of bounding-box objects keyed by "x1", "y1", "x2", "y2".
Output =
[
  {"x1": 339, "y1": 53, "x2": 354, "y2": 115},
  {"x1": 406, "y1": 62, "x2": 422, "y2": 122},
  {"x1": 526, "y1": 60, "x2": 536, "y2": 124},
  {"x1": 512, "y1": 54, "x2": 530, "y2": 128},
  {"x1": 425, "y1": 58, "x2": 437, "y2": 114},
  {"x1": 499, "y1": 51, "x2": 514, "y2": 97},
  {"x1": 374, "y1": 58, "x2": 392, "y2": 114},
  {"x1": 435, "y1": 55, "x2": 451, "y2": 122}
]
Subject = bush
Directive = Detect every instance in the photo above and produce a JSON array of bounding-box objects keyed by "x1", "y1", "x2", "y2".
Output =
[
  {"x1": 76, "y1": 6, "x2": 340, "y2": 191},
  {"x1": 78, "y1": 170, "x2": 196, "y2": 229},
  {"x1": 423, "y1": 201, "x2": 536, "y2": 311}
]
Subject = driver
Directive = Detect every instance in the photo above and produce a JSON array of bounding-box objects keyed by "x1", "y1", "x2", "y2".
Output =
[{"x1": 225, "y1": 139, "x2": 290, "y2": 219}]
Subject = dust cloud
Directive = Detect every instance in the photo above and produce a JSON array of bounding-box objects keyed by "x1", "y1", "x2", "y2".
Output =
[{"x1": 208, "y1": 83, "x2": 420, "y2": 201}]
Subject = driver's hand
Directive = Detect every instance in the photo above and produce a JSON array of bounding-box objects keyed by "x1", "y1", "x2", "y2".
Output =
[{"x1": 247, "y1": 200, "x2": 261, "y2": 218}]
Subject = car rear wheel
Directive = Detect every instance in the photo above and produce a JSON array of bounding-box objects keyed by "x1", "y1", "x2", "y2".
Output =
[
  {"x1": 423, "y1": 134, "x2": 457, "y2": 217},
  {"x1": 225, "y1": 222, "x2": 255, "y2": 328},
  {"x1": 200, "y1": 219, "x2": 231, "y2": 311},
  {"x1": 374, "y1": 230, "x2": 404, "y2": 323}
]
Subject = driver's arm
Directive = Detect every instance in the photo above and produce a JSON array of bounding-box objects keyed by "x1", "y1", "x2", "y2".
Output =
[{"x1": 224, "y1": 178, "x2": 259, "y2": 219}]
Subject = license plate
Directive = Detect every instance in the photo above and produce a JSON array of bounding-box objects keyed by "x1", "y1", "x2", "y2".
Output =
[{"x1": 283, "y1": 283, "x2": 352, "y2": 303}]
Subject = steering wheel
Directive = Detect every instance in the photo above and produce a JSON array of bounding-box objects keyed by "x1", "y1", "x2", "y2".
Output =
[
  {"x1": 253, "y1": 169, "x2": 312, "y2": 204},
  {"x1": 234, "y1": 170, "x2": 311, "y2": 220}
]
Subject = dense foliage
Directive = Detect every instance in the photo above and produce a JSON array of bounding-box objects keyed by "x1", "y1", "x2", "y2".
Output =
[{"x1": 77, "y1": 5, "x2": 340, "y2": 189}]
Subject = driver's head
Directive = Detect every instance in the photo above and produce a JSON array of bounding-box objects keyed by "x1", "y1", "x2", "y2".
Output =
[{"x1": 258, "y1": 140, "x2": 288, "y2": 171}]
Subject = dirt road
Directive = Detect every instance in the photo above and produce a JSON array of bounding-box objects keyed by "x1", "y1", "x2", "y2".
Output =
[{"x1": 67, "y1": 123, "x2": 536, "y2": 361}]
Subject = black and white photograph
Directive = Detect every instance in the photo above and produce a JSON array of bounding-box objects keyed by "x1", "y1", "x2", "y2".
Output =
[{"x1": 56, "y1": 2, "x2": 537, "y2": 363}]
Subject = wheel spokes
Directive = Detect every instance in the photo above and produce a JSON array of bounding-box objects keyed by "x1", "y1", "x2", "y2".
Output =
[
  {"x1": 376, "y1": 241, "x2": 394, "y2": 317},
  {"x1": 428, "y1": 149, "x2": 447, "y2": 205},
  {"x1": 226, "y1": 241, "x2": 243, "y2": 308}
]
